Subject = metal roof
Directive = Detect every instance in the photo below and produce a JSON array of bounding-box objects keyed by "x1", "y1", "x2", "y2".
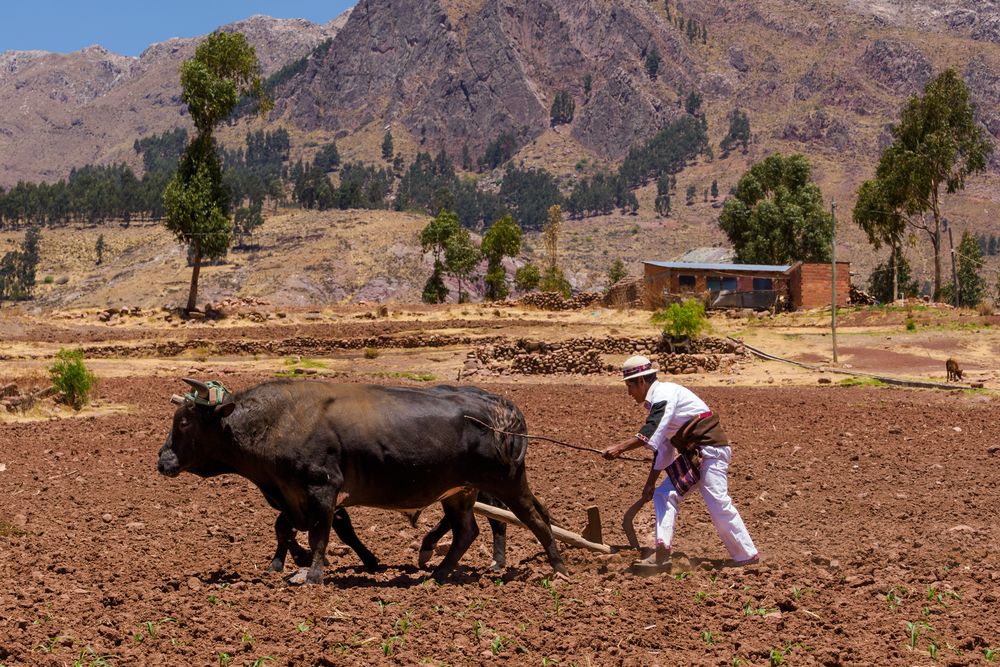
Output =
[
  {"x1": 673, "y1": 247, "x2": 735, "y2": 264},
  {"x1": 642, "y1": 261, "x2": 793, "y2": 273}
]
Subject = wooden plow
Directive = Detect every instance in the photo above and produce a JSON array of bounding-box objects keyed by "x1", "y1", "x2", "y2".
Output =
[{"x1": 473, "y1": 502, "x2": 614, "y2": 554}]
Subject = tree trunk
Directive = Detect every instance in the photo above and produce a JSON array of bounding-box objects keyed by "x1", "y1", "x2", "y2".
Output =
[
  {"x1": 892, "y1": 246, "x2": 899, "y2": 303},
  {"x1": 932, "y1": 194, "x2": 942, "y2": 302},
  {"x1": 186, "y1": 246, "x2": 202, "y2": 313}
]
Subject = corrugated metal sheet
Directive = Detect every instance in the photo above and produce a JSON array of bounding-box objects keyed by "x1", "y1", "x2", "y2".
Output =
[
  {"x1": 643, "y1": 261, "x2": 793, "y2": 273},
  {"x1": 673, "y1": 247, "x2": 735, "y2": 263}
]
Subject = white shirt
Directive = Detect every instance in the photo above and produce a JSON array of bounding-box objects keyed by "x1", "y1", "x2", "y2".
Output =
[{"x1": 635, "y1": 380, "x2": 710, "y2": 471}]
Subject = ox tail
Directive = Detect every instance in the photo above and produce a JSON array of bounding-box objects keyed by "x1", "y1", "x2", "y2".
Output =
[{"x1": 482, "y1": 397, "x2": 528, "y2": 474}]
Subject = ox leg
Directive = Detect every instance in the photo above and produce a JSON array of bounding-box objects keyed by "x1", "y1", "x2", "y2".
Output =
[
  {"x1": 331, "y1": 507, "x2": 381, "y2": 573},
  {"x1": 490, "y1": 479, "x2": 566, "y2": 575},
  {"x1": 480, "y1": 492, "x2": 507, "y2": 571},
  {"x1": 305, "y1": 512, "x2": 333, "y2": 585},
  {"x1": 269, "y1": 514, "x2": 291, "y2": 573},
  {"x1": 418, "y1": 517, "x2": 451, "y2": 570},
  {"x1": 431, "y1": 491, "x2": 479, "y2": 583}
]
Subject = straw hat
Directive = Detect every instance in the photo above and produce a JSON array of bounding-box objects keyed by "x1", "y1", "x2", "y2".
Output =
[{"x1": 622, "y1": 355, "x2": 657, "y2": 381}]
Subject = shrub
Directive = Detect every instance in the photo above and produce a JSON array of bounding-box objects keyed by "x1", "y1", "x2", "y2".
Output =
[
  {"x1": 905, "y1": 318, "x2": 916, "y2": 331},
  {"x1": 978, "y1": 300, "x2": 995, "y2": 317},
  {"x1": 539, "y1": 266, "x2": 571, "y2": 297},
  {"x1": 364, "y1": 348, "x2": 380, "y2": 359},
  {"x1": 514, "y1": 264, "x2": 541, "y2": 292},
  {"x1": 652, "y1": 298, "x2": 709, "y2": 339},
  {"x1": 49, "y1": 348, "x2": 96, "y2": 410}
]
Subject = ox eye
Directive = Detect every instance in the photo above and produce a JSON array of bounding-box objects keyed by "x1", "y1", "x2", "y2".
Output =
[{"x1": 179, "y1": 417, "x2": 190, "y2": 428}]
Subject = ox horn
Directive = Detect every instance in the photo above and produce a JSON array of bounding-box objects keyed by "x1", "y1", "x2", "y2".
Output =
[
  {"x1": 170, "y1": 394, "x2": 186, "y2": 405},
  {"x1": 182, "y1": 377, "x2": 210, "y2": 399}
]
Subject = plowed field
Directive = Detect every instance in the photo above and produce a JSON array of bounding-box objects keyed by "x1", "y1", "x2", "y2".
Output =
[{"x1": 2, "y1": 374, "x2": 998, "y2": 666}]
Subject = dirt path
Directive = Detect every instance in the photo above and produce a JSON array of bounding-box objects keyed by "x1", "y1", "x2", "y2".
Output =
[{"x1": 2, "y1": 376, "x2": 998, "y2": 665}]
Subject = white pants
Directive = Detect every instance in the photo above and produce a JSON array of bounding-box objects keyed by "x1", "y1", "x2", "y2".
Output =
[{"x1": 652, "y1": 445, "x2": 758, "y2": 561}]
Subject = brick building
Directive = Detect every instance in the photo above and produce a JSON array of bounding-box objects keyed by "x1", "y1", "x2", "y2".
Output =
[{"x1": 642, "y1": 260, "x2": 850, "y2": 311}]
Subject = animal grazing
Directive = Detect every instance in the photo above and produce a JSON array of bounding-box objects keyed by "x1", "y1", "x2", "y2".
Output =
[
  {"x1": 158, "y1": 378, "x2": 563, "y2": 584},
  {"x1": 946, "y1": 358, "x2": 963, "y2": 382}
]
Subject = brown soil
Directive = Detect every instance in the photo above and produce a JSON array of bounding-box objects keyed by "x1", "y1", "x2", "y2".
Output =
[{"x1": 2, "y1": 372, "x2": 999, "y2": 666}]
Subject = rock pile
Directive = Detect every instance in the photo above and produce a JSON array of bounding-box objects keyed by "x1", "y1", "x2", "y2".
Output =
[
  {"x1": 850, "y1": 284, "x2": 877, "y2": 305},
  {"x1": 97, "y1": 306, "x2": 143, "y2": 322},
  {"x1": 469, "y1": 336, "x2": 748, "y2": 376},
  {"x1": 515, "y1": 291, "x2": 603, "y2": 311},
  {"x1": 1, "y1": 383, "x2": 58, "y2": 413}
]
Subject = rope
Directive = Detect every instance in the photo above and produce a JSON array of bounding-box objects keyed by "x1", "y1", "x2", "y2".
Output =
[{"x1": 463, "y1": 415, "x2": 648, "y2": 463}]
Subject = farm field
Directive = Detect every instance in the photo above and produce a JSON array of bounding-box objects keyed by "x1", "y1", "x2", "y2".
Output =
[{"x1": 1, "y1": 306, "x2": 999, "y2": 665}]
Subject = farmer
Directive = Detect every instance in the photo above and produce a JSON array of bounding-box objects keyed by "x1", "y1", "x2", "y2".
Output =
[{"x1": 602, "y1": 355, "x2": 759, "y2": 568}]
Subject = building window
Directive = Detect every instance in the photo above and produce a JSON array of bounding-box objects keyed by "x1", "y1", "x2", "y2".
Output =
[
  {"x1": 678, "y1": 275, "x2": 696, "y2": 288},
  {"x1": 707, "y1": 276, "x2": 721, "y2": 292},
  {"x1": 722, "y1": 277, "x2": 737, "y2": 292},
  {"x1": 753, "y1": 277, "x2": 774, "y2": 291}
]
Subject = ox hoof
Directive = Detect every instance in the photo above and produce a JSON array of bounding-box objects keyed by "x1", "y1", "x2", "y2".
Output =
[
  {"x1": 362, "y1": 558, "x2": 383, "y2": 574},
  {"x1": 418, "y1": 550, "x2": 434, "y2": 570},
  {"x1": 430, "y1": 567, "x2": 451, "y2": 583},
  {"x1": 489, "y1": 559, "x2": 506, "y2": 572},
  {"x1": 268, "y1": 559, "x2": 285, "y2": 573}
]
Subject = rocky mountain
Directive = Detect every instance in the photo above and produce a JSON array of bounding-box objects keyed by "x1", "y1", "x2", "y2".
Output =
[{"x1": 0, "y1": 14, "x2": 349, "y2": 185}]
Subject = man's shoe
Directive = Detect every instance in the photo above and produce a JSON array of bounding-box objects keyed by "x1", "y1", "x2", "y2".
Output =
[{"x1": 734, "y1": 553, "x2": 760, "y2": 566}]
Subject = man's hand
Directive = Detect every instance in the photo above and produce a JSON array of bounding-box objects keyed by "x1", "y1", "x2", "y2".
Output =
[{"x1": 601, "y1": 444, "x2": 621, "y2": 460}]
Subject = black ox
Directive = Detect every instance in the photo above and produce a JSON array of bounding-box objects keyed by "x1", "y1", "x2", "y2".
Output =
[{"x1": 157, "y1": 379, "x2": 565, "y2": 584}]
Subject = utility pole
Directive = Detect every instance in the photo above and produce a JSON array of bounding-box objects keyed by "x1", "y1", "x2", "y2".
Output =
[
  {"x1": 946, "y1": 218, "x2": 959, "y2": 307},
  {"x1": 831, "y1": 199, "x2": 838, "y2": 363}
]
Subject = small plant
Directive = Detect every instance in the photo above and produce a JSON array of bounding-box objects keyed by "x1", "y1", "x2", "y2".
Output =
[
  {"x1": 247, "y1": 658, "x2": 273, "y2": 667},
  {"x1": 491, "y1": 634, "x2": 511, "y2": 655},
  {"x1": 984, "y1": 647, "x2": 997, "y2": 661},
  {"x1": 72, "y1": 646, "x2": 112, "y2": 667},
  {"x1": 296, "y1": 620, "x2": 312, "y2": 633},
  {"x1": 542, "y1": 658, "x2": 559, "y2": 666},
  {"x1": 791, "y1": 586, "x2": 803, "y2": 600},
  {"x1": 382, "y1": 636, "x2": 402, "y2": 657},
  {"x1": 241, "y1": 632, "x2": 255, "y2": 644},
  {"x1": 364, "y1": 347, "x2": 380, "y2": 359},
  {"x1": 905, "y1": 317, "x2": 917, "y2": 331},
  {"x1": 375, "y1": 599, "x2": 399, "y2": 612},
  {"x1": 43, "y1": 275, "x2": 54, "y2": 284},
  {"x1": 906, "y1": 620, "x2": 929, "y2": 650},
  {"x1": 473, "y1": 620, "x2": 482, "y2": 642},
  {"x1": 769, "y1": 647, "x2": 786, "y2": 666},
  {"x1": 49, "y1": 348, "x2": 96, "y2": 410},
  {"x1": 34, "y1": 635, "x2": 62, "y2": 653},
  {"x1": 218, "y1": 652, "x2": 231, "y2": 666},
  {"x1": 885, "y1": 589, "x2": 902, "y2": 611},
  {"x1": 652, "y1": 298, "x2": 709, "y2": 339},
  {"x1": 694, "y1": 591, "x2": 708, "y2": 603},
  {"x1": 701, "y1": 630, "x2": 716, "y2": 645},
  {"x1": 928, "y1": 640, "x2": 939, "y2": 660},
  {"x1": 673, "y1": 571, "x2": 690, "y2": 581}
]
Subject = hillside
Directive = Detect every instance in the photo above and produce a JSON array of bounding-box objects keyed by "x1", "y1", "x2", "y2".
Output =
[{"x1": 1, "y1": 0, "x2": 999, "y2": 300}]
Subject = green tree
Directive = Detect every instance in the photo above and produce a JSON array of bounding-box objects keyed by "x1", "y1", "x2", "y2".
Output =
[
  {"x1": 444, "y1": 227, "x2": 481, "y2": 303},
  {"x1": 481, "y1": 214, "x2": 522, "y2": 300},
  {"x1": 954, "y1": 230, "x2": 985, "y2": 307},
  {"x1": 49, "y1": 348, "x2": 96, "y2": 411},
  {"x1": 381, "y1": 130, "x2": 394, "y2": 161},
  {"x1": 855, "y1": 69, "x2": 992, "y2": 301},
  {"x1": 655, "y1": 176, "x2": 672, "y2": 217},
  {"x1": 420, "y1": 209, "x2": 460, "y2": 304},
  {"x1": 314, "y1": 141, "x2": 340, "y2": 172},
  {"x1": 607, "y1": 259, "x2": 627, "y2": 287},
  {"x1": 868, "y1": 249, "x2": 919, "y2": 304},
  {"x1": 720, "y1": 109, "x2": 751, "y2": 155},
  {"x1": 710, "y1": 179, "x2": 719, "y2": 199},
  {"x1": 685, "y1": 184, "x2": 696, "y2": 205},
  {"x1": 0, "y1": 225, "x2": 41, "y2": 302},
  {"x1": 583, "y1": 73, "x2": 592, "y2": 96},
  {"x1": 651, "y1": 298, "x2": 709, "y2": 339},
  {"x1": 719, "y1": 153, "x2": 833, "y2": 264},
  {"x1": 95, "y1": 234, "x2": 105, "y2": 265},
  {"x1": 550, "y1": 90, "x2": 576, "y2": 126},
  {"x1": 164, "y1": 31, "x2": 270, "y2": 312},
  {"x1": 645, "y1": 48, "x2": 661, "y2": 80},
  {"x1": 514, "y1": 264, "x2": 540, "y2": 292}
]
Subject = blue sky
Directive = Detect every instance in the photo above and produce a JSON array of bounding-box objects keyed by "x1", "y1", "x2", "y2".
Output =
[{"x1": 2, "y1": 1, "x2": 355, "y2": 56}]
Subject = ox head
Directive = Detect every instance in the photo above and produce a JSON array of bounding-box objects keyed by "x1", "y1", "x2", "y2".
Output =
[{"x1": 157, "y1": 378, "x2": 236, "y2": 478}]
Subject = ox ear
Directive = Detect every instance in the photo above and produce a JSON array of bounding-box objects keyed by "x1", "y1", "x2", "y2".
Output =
[
  {"x1": 182, "y1": 377, "x2": 210, "y2": 400},
  {"x1": 214, "y1": 400, "x2": 236, "y2": 418}
]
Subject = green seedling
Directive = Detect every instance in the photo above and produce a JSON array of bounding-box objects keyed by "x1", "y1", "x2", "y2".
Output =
[
  {"x1": 791, "y1": 586, "x2": 804, "y2": 600},
  {"x1": 34, "y1": 636, "x2": 62, "y2": 653},
  {"x1": 984, "y1": 647, "x2": 997, "y2": 662},
  {"x1": 376, "y1": 598, "x2": 399, "y2": 612},
  {"x1": 473, "y1": 620, "x2": 482, "y2": 642},
  {"x1": 694, "y1": 591, "x2": 707, "y2": 603},
  {"x1": 542, "y1": 658, "x2": 559, "y2": 666},
  {"x1": 701, "y1": 630, "x2": 716, "y2": 645},
  {"x1": 72, "y1": 646, "x2": 111, "y2": 667},
  {"x1": 731, "y1": 658, "x2": 743, "y2": 667},
  {"x1": 885, "y1": 589, "x2": 903, "y2": 610},
  {"x1": 928, "y1": 640, "x2": 939, "y2": 660},
  {"x1": 906, "y1": 621, "x2": 929, "y2": 650},
  {"x1": 382, "y1": 636, "x2": 402, "y2": 657},
  {"x1": 218, "y1": 652, "x2": 231, "y2": 666},
  {"x1": 241, "y1": 632, "x2": 255, "y2": 644},
  {"x1": 769, "y1": 647, "x2": 785, "y2": 666},
  {"x1": 395, "y1": 612, "x2": 412, "y2": 635},
  {"x1": 296, "y1": 620, "x2": 312, "y2": 633},
  {"x1": 247, "y1": 658, "x2": 273, "y2": 667},
  {"x1": 491, "y1": 635, "x2": 511, "y2": 656},
  {"x1": 674, "y1": 571, "x2": 690, "y2": 580}
]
